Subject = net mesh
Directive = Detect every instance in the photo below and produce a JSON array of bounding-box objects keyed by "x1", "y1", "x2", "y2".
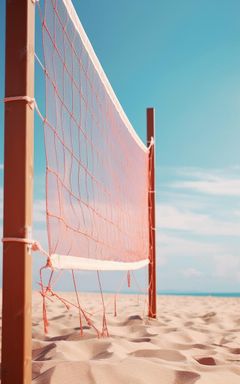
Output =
[{"x1": 41, "y1": 0, "x2": 149, "y2": 270}]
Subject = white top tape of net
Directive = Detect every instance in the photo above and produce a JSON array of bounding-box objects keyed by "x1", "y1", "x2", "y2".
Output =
[
  {"x1": 50, "y1": 254, "x2": 149, "y2": 271},
  {"x1": 62, "y1": 0, "x2": 148, "y2": 153}
]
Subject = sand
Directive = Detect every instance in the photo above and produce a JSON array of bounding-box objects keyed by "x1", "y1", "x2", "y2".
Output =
[{"x1": 30, "y1": 293, "x2": 240, "y2": 383}]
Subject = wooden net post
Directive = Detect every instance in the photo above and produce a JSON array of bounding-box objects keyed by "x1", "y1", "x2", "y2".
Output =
[
  {"x1": 2, "y1": 1, "x2": 35, "y2": 383},
  {"x1": 147, "y1": 108, "x2": 156, "y2": 318}
]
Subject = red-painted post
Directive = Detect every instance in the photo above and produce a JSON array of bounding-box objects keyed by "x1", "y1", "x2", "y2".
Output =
[
  {"x1": 147, "y1": 108, "x2": 156, "y2": 318},
  {"x1": 2, "y1": 1, "x2": 35, "y2": 383}
]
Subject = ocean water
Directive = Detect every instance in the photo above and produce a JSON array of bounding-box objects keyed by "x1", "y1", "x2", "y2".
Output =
[
  {"x1": 157, "y1": 291, "x2": 240, "y2": 298},
  {"x1": 100, "y1": 290, "x2": 240, "y2": 297}
]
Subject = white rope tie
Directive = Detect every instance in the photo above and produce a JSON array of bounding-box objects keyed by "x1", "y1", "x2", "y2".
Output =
[
  {"x1": 148, "y1": 137, "x2": 154, "y2": 150},
  {"x1": 2, "y1": 237, "x2": 49, "y2": 258},
  {"x1": 2, "y1": 237, "x2": 34, "y2": 245},
  {"x1": 3, "y1": 96, "x2": 35, "y2": 110},
  {"x1": 2, "y1": 95, "x2": 45, "y2": 122}
]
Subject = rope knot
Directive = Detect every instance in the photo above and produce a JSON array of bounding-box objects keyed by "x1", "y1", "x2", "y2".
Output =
[
  {"x1": 31, "y1": 241, "x2": 41, "y2": 251},
  {"x1": 46, "y1": 257, "x2": 53, "y2": 268}
]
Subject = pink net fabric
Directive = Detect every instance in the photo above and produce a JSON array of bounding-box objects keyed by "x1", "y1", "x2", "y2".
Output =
[{"x1": 42, "y1": 0, "x2": 149, "y2": 269}]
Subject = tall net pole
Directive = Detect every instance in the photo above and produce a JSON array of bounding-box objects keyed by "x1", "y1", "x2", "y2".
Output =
[
  {"x1": 147, "y1": 108, "x2": 157, "y2": 318},
  {"x1": 2, "y1": 1, "x2": 35, "y2": 383}
]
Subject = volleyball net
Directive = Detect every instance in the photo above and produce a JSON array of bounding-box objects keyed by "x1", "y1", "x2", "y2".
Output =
[
  {"x1": 33, "y1": 0, "x2": 156, "y2": 336},
  {"x1": 40, "y1": 0, "x2": 150, "y2": 272}
]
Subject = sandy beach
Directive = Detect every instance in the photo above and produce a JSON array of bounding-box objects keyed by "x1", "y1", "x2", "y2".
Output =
[{"x1": 30, "y1": 292, "x2": 240, "y2": 383}]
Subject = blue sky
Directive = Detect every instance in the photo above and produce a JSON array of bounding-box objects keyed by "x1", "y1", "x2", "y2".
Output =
[{"x1": 0, "y1": 0, "x2": 240, "y2": 292}]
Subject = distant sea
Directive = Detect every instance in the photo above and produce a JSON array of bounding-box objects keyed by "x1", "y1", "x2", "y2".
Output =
[
  {"x1": 65, "y1": 290, "x2": 240, "y2": 297},
  {"x1": 157, "y1": 291, "x2": 240, "y2": 298}
]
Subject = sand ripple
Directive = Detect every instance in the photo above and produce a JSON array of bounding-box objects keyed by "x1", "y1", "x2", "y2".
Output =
[{"x1": 30, "y1": 293, "x2": 240, "y2": 383}]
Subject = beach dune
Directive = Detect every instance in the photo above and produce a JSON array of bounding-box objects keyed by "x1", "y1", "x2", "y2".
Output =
[{"x1": 26, "y1": 293, "x2": 240, "y2": 383}]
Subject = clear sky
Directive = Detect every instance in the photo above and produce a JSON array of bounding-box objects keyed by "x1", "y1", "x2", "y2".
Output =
[{"x1": 0, "y1": 0, "x2": 240, "y2": 292}]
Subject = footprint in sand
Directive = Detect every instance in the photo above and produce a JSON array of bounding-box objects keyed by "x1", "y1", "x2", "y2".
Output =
[
  {"x1": 184, "y1": 321, "x2": 194, "y2": 327},
  {"x1": 201, "y1": 312, "x2": 216, "y2": 319},
  {"x1": 191, "y1": 343, "x2": 211, "y2": 350},
  {"x1": 130, "y1": 349, "x2": 186, "y2": 362},
  {"x1": 92, "y1": 350, "x2": 113, "y2": 360},
  {"x1": 130, "y1": 337, "x2": 152, "y2": 343},
  {"x1": 229, "y1": 347, "x2": 240, "y2": 355},
  {"x1": 200, "y1": 312, "x2": 217, "y2": 323},
  {"x1": 33, "y1": 342, "x2": 57, "y2": 361},
  {"x1": 123, "y1": 315, "x2": 143, "y2": 325},
  {"x1": 174, "y1": 370, "x2": 201, "y2": 384},
  {"x1": 195, "y1": 356, "x2": 217, "y2": 366}
]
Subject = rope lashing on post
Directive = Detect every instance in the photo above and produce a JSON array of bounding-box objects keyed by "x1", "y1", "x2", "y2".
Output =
[
  {"x1": 1, "y1": 237, "x2": 49, "y2": 259},
  {"x1": 3, "y1": 96, "x2": 35, "y2": 109},
  {"x1": 2, "y1": 95, "x2": 45, "y2": 122}
]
